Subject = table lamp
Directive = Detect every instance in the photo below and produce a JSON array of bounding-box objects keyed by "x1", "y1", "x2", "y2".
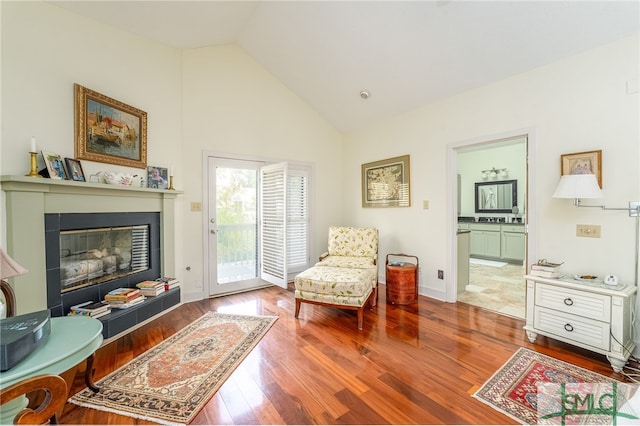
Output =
[{"x1": 0, "y1": 248, "x2": 28, "y2": 319}]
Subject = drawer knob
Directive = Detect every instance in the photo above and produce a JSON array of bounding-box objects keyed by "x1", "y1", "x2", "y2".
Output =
[
  {"x1": 564, "y1": 323, "x2": 574, "y2": 332},
  {"x1": 563, "y1": 298, "x2": 574, "y2": 306}
]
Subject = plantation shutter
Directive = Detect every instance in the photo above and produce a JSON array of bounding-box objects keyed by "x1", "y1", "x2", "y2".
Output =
[
  {"x1": 287, "y1": 169, "x2": 309, "y2": 273},
  {"x1": 260, "y1": 162, "x2": 287, "y2": 288}
]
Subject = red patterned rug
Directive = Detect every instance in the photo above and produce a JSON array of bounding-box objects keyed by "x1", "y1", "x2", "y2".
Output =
[
  {"x1": 69, "y1": 312, "x2": 278, "y2": 425},
  {"x1": 473, "y1": 348, "x2": 638, "y2": 424}
]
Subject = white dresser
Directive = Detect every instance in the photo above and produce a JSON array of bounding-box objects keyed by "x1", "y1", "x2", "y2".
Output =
[{"x1": 524, "y1": 274, "x2": 636, "y2": 372}]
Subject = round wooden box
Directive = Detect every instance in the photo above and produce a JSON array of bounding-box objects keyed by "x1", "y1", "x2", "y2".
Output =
[{"x1": 385, "y1": 254, "x2": 418, "y2": 305}]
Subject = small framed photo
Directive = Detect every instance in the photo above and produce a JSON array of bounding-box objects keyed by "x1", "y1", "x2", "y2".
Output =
[
  {"x1": 65, "y1": 158, "x2": 86, "y2": 182},
  {"x1": 561, "y1": 150, "x2": 602, "y2": 188},
  {"x1": 147, "y1": 166, "x2": 168, "y2": 189},
  {"x1": 41, "y1": 151, "x2": 68, "y2": 180}
]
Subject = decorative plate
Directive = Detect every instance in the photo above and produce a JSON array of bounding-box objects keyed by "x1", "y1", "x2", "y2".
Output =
[{"x1": 573, "y1": 274, "x2": 598, "y2": 281}]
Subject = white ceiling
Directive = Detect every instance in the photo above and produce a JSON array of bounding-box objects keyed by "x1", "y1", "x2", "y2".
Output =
[{"x1": 49, "y1": 1, "x2": 640, "y2": 132}]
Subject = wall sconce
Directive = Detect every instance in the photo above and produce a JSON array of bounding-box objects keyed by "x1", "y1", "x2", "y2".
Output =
[
  {"x1": 552, "y1": 173, "x2": 640, "y2": 285},
  {"x1": 480, "y1": 167, "x2": 508, "y2": 180}
]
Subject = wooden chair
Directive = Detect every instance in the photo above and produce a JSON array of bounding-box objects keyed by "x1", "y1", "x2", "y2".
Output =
[
  {"x1": 1, "y1": 278, "x2": 17, "y2": 318},
  {"x1": 0, "y1": 374, "x2": 68, "y2": 424}
]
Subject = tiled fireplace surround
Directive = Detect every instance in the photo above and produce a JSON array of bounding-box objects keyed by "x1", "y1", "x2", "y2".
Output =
[{"x1": 1, "y1": 176, "x2": 181, "y2": 339}]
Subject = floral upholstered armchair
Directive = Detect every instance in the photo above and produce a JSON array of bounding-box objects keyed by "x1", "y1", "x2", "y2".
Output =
[{"x1": 294, "y1": 226, "x2": 379, "y2": 330}]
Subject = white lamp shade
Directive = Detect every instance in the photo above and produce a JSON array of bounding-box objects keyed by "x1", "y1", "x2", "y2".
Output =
[
  {"x1": 552, "y1": 174, "x2": 604, "y2": 199},
  {"x1": 0, "y1": 248, "x2": 28, "y2": 280}
]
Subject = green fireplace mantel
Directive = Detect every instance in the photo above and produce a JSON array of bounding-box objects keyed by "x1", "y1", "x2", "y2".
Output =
[{"x1": 0, "y1": 175, "x2": 182, "y2": 315}]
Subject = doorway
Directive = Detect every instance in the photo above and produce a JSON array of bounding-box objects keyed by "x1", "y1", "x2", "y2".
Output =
[
  {"x1": 449, "y1": 131, "x2": 536, "y2": 318},
  {"x1": 205, "y1": 155, "x2": 313, "y2": 297}
]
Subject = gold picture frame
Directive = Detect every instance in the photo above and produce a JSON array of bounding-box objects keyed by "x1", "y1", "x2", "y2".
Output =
[
  {"x1": 362, "y1": 155, "x2": 411, "y2": 207},
  {"x1": 561, "y1": 150, "x2": 602, "y2": 188},
  {"x1": 74, "y1": 83, "x2": 147, "y2": 168}
]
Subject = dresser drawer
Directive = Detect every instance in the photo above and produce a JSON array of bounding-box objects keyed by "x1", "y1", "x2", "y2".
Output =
[
  {"x1": 534, "y1": 306, "x2": 610, "y2": 351},
  {"x1": 535, "y1": 283, "x2": 611, "y2": 322},
  {"x1": 501, "y1": 225, "x2": 524, "y2": 233}
]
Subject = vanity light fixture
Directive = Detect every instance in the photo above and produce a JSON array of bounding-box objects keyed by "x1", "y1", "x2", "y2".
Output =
[
  {"x1": 480, "y1": 167, "x2": 508, "y2": 180},
  {"x1": 552, "y1": 173, "x2": 640, "y2": 285}
]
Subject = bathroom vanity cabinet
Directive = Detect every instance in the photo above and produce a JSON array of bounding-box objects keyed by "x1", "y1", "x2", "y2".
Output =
[{"x1": 457, "y1": 222, "x2": 525, "y2": 262}]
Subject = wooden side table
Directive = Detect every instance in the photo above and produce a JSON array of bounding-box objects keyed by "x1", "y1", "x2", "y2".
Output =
[{"x1": 386, "y1": 253, "x2": 418, "y2": 305}]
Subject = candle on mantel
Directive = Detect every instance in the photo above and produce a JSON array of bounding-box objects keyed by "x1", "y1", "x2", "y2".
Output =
[
  {"x1": 170, "y1": 164, "x2": 174, "y2": 176},
  {"x1": 30, "y1": 136, "x2": 36, "y2": 153}
]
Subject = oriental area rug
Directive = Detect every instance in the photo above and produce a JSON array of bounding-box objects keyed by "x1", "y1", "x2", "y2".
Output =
[
  {"x1": 473, "y1": 347, "x2": 640, "y2": 425},
  {"x1": 69, "y1": 312, "x2": 278, "y2": 425}
]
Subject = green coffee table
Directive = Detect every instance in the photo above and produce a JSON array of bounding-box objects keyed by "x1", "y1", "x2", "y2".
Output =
[{"x1": 0, "y1": 316, "x2": 103, "y2": 423}]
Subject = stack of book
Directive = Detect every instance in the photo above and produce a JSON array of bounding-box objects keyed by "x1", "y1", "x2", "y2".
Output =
[
  {"x1": 530, "y1": 260, "x2": 564, "y2": 278},
  {"x1": 156, "y1": 277, "x2": 180, "y2": 291},
  {"x1": 104, "y1": 287, "x2": 146, "y2": 309},
  {"x1": 136, "y1": 280, "x2": 166, "y2": 296},
  {"x1": 68, "y1": 301, "x2": 111, "y2": 319}
]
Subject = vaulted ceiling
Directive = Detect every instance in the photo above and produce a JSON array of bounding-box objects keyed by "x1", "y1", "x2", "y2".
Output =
[{"x1": 49, "y1": 1, "x2": 640, "y2": 132}]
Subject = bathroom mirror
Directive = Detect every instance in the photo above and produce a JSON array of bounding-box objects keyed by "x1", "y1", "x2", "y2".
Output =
[{"x1": 474, "y1": 180, "x2": 517, "y2": 213}]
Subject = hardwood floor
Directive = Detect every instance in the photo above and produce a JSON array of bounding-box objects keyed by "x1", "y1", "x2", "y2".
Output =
[{"x1": 59, "y1": 283, "x2": 623, "y2": 424}]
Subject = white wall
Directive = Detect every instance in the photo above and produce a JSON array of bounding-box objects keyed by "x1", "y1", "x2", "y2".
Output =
[
  {"x1": 1, "y1": 1, "x2": 184, "y2": 282},
  {"x1": 2, "y1": 2, "x2": 639, "y2": 328},
  {"x1": 1, "y1": 2, "x2": 343, "y2": 303},
  {"x1": 343, "y1": 35, "x2": 640, "y2": 304},
  {"x1": 180, "y1": 44, "x2": 343, "y2": 301}
]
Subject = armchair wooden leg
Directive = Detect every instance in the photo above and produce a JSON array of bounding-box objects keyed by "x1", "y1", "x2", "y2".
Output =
[
  {"x1": 294, "y1": 298, "x2": 301, "y2": 318},
  {"x1": 357, "y1": 308, "x2": 364, "y2": 330}
]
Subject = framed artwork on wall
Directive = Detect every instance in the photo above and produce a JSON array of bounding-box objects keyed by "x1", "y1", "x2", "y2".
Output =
[
  {"x1": 74, "y1": 83, "x2": 147, "y2": 169},
  {"x1": 64, "y1": 158, "x2": 86, "y2": 182},
  {"x1": 42, "y1": 151, "x2": 68, "y2": 180},
  {"x1": 361, "y1": 155, "x2": 411, "y2": 207},
  {"x1": 561, "y1": 150, "x2": 602, "y2": 188}
]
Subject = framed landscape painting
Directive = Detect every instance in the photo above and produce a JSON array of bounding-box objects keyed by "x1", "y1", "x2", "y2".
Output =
[
  {"x1": 74, "y1": 83, "x2": 147, "y2": 169},
  {"x1": 361, "y1": 155, "x2": 411, "y2": 207}
]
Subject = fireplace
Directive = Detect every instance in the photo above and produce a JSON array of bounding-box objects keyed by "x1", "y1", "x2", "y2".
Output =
[
  {"x1": 45, "y1": 212, "x2": 161, "y2": 317},
  {"x1": 1, "y1": 176, "x2": 182, "y2": 340}
]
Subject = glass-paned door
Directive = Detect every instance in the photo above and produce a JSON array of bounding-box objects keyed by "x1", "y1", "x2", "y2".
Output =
[{"x1": 208, "y1": 157, "x2": 265, "y2": 295}]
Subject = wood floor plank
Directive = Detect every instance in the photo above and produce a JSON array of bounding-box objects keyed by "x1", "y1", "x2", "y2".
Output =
[{"x1": 58, "y1": 283, "x2": 625, "y2": 424}]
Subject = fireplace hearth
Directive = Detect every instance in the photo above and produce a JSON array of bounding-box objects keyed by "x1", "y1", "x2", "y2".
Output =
[
  {"x1": 45, "y1": 212, "x2": 161, "y2": 317},
  {"x1": 1, "y1": 176, "x2": 182, "y2": 340}
]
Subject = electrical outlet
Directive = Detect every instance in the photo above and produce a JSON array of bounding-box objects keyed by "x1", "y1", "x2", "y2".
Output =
[
  {"x1": 576, "y1": 224, "x2": 601, "y2": 238},
  {"x1": 191, "y1": 202, "x2": 202, "y2": 212},
  {"x1": 195, "y1": 279, "x2": 203, "y2": 288},
  {"x1": 437, "y1": 270, "x2": 444, "y2": 279}
]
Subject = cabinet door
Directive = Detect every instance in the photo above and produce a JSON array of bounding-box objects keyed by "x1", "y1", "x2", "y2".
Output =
[
  {"x1": 485, "y1": 231, "x2": 501, "y2": 257},
  {"x1": 502, "y1": 231, "x2": 525, "y2": 261},
  {"x1": 469, "y1": 231, "x2": 484, "y2": 256}
]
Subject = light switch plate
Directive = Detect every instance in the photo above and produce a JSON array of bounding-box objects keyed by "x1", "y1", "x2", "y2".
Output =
[
  {"x1": 576, "y1": 224, "x2": 601, "y2": 238},
  {"x1": 191, "y1": 202, "x2": 202, "y2": 212}
]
